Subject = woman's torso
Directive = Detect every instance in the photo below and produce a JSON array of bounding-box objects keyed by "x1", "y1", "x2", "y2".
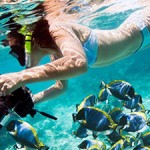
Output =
[
  {"x1": 54, "y1": 22, "x2": 143, "y2": 67},
  {"x1": 36, "y1": 8, "x2": 150, "y2": 68}
]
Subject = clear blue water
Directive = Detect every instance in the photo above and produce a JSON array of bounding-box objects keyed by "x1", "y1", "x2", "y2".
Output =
[{"x1": 0, "y1": 0, "x2": 150, "y2": 150}]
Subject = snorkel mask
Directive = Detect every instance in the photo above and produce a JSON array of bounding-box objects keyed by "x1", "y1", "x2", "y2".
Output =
[
  {"x1": 8, "y1": 30, "x2": 32, "y2": 68},
  {"x1": 9, "y1": 45, "x2": 25, "y2": 66}
]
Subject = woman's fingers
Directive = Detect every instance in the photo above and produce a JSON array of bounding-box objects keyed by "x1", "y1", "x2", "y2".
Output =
[
  {"x1": 0, "y1": 75, "x2": 17, "y2": 95},
  {"x1": 1, "y1": 82, "x2": 13, "y2": 95}
]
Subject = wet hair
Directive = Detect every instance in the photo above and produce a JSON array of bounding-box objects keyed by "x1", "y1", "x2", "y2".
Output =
[
  {"x1": 32, "y1": 19, "x2": 56, "y2": 49},
  {"x1": 7, "y1": 31, "x2": 26, "y2": 66},
  {"x1": 7, "y1": 31, "x2": 25, "y2": 46}
]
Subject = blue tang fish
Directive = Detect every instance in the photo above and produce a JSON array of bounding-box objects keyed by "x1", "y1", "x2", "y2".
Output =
[
  {"x1": 99, "y1": 80, "x2": 135, "y2": 101},
  {"x1": 123, "y1": 93, "x2": 142, "y2": 111},
  {"x1": 118, "y1": 112, "x2": 148, "y2": 133},
  {"x1": 107, "y1": 130, "x2": 136, "y2": 148},
  {"x1": 109, "y1": 108, "x2": 125, "y2": 124},
  {"x1": 133, "y1": 144, "x2": 150, "y2": 150},
  {"x1": 73, "y1": 107, "x2": 117, "y2": 134},
  {"x1": 78, "y1": 139, "x2": 106, "y2": 150},
  {"x1": 76, "y1": 94, "x2": 97, "y2": 112},
  {"x1": 106, "y1": 130, "x2": 123, "y2": 145},
  {"x1": 135, "y1": 103, "x2": 146, "y2": 113},
  {"x1": 73, "y1": 125, "x2": 88, "y2": 138},
  {"x1": 109, "y1": 139, "x2": 124, "y2": 150},
  {"x1": 6, "y1": 120, "x2": 49, "y2": 150},
  {"x1": 98, "y1": 81, "x2": 112, "y2": 103},
  {"x1": 139, "y1": 132, "x2": 150, "y2": 147}
]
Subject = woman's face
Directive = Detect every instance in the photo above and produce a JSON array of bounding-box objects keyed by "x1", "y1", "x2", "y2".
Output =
[
  {"x1": 7, "y1": 37, "x2": 18, "y2": 47},
  {"x1": 7, "y1": 33, "x2": 26, "y2": 66}
]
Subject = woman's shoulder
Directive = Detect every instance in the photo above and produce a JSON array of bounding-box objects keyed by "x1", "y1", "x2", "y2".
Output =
[
  {"x1": 49, "y1": 21, "x2": 90, "y2": 32},
  {"x1": 49, "y1": 21, "x2": 71, "y2": 30},
  {"x1": 48, "y1": 21, "x2": 91, "y2": 43}
]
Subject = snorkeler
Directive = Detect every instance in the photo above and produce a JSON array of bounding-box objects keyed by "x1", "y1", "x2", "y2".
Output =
[{"x1": 0, "y1": 0, "x2": 149, "y2": 104}]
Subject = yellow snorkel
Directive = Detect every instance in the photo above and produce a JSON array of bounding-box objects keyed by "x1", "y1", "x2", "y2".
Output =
[{"x1": 25, "y1": 32, "x2": 32, "y2": 68}]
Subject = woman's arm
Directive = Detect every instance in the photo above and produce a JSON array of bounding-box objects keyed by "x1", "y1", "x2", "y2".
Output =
[
  {"x1": 33, "y1": 54, "x2": 68, "y2": 104},
  {"x1": 33, "y1": 80, "x2": 68, "y2": 104},
  {"x1": 19, "y1": 25, "x2": 87, "y2": 83}
]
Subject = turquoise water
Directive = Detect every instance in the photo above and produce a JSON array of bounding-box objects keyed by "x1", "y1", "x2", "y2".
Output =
[{"x1": 0, "y1": 0, "x2": 150, "y2": 150}]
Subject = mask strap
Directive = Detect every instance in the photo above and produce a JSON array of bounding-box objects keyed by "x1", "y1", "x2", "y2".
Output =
[{"x1": 25, "y1": 32, "x2": 32, "y2": 68}]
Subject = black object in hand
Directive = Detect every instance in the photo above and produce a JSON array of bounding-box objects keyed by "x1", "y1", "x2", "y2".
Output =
[
  {"x1": 0, "y1": 86, "x2": 34, "y2": 118},
  {"x1": 11, "y1": 86, "x2": 35, "y2": 117},
  {"x1": 0, "y1": 86, "x2": 57, "y2": 120}
]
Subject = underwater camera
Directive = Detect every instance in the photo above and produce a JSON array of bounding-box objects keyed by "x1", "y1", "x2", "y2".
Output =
[{"x1": 0, "y1": 86, "x2": 57, "y2": 128}]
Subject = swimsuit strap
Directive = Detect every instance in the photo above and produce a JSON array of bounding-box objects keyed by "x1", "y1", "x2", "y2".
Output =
[
  {"x1": 133, "y1": 26, "x2": 150, "y2": 53},
  {"x1": 83, "y1": 29, "x2": 98, "y2": 66}
]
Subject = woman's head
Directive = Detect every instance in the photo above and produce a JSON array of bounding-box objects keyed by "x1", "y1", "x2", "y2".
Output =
[
  {"x1": 7, "y1": 31, "x2": 25, "y2": 46},
  {"x1": 7, "y1": 31, "x2": 26, "y2": 66}
]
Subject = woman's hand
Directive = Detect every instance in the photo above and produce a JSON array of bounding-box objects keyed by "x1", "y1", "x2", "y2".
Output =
[{"x1": 0, "y1": 73, "x2": 22, "y2": 95}]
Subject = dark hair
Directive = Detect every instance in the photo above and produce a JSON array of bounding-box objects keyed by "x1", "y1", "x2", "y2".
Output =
[
  {"x1": 32, "y1": 19, "x2": 56, "y2": 49},
  {"x1": 7, "y1": 31, "x2": 26, "y2": 66},
  {"x1": 7, "y1": 31, "x2": 25, "y2": 46}
]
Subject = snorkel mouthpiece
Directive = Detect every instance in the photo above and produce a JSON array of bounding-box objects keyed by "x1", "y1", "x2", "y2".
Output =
[{"x1": 25, "y1": 32, "x2": 32, "y2": 68}]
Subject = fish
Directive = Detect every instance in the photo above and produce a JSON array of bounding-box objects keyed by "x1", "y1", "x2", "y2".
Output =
[
  {"x1": 109, "y1": 108, "x2": 125, "y2": 124},
  {"x1": 99, "y1": 80, "x2": 135, "y2": 101},
  {"x1": 109, "y1": 139, "x2": 124, "y2": 150},
  {"x1": 106, "y1": 130, "x2": 136, "y2": 148},
  {"x1": 76, "y1": 94, "x2": 97, "y2": 112},
  {"x1": 98, "y1": 81, "x2": 112, "y2": 103},
  {"x1": 72, "y1": 107, "x2": 117, "y2": 135},
  {"x1": 123, "y1": 93, "x2": 143, "y2": 111},
  {"x1": 106, "y1": 130, "x2": 123, "y2": 145},
  {"x1": 6, "y1": 120, "x2": 49, "y2": 150},
  {"x1": 73, "y1": 125, "x2": 88, "y2": 138},
  {"x1": 78, "y1": 139, "x2": 106, "y2": 150},
  {"x1": 123, "y1": 134, "x2": 136, "y2": 148},
  {"x1": 139, "y1": 132, "x2": 150, "y2": 147},
  {"x1": 135, "y1": 103, "x2": 146, "y2": 113},
  {"x1": 118, "y1": 112, "x2": 148, "y2": 133},
  {"x1": 133, "y1": 144, "x2": 150, "y2": 150}
]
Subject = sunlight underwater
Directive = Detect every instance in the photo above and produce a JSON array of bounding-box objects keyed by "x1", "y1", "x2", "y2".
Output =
[{"x1": 0, "y1": 0, "x2": 150, "y2": 149}]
